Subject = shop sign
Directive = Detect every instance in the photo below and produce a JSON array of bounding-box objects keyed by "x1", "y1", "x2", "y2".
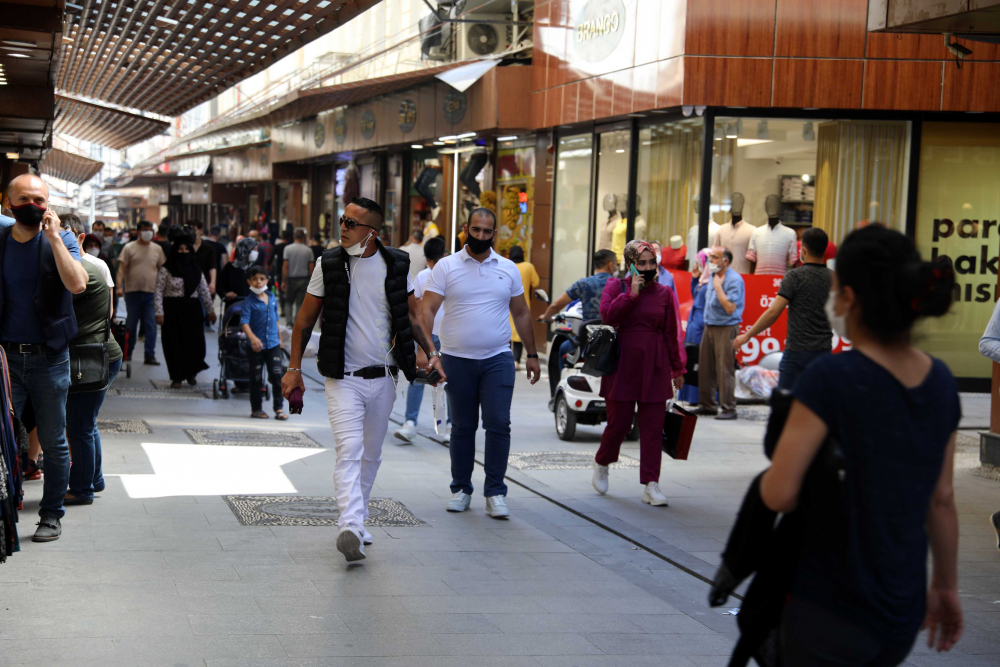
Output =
[
  {"x1": 671, "y1": 271, "x2": 851, "y2": 367},
  {"x1": 573, "y1": 0, "x2": 626, "y2": 63},
  {"x1": 398, "y1": 100, "x2": 416, "y2": 133},
  {"x1": 333, "y1": 115, "x2": 347, "y2": 145},
  {"x1": 315, "y1": 123, "x2": 327, "y2": 148},
  {"x1": 360, "y1": 109, "x2": 376, "y2": 140},
  {"x1": 443, "y1": 90, "x2": 467, "y2": 125}
]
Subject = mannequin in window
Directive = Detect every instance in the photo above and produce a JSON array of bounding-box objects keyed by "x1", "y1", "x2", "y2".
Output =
[
  {"x1": 711, "y1": 192, "x2": 753, "y2": 274},
  {"x1": 660, "y1": 235, "x2": 687, "y2": 271},
  {"x1": 631, "y1": 194, "x2": 647, "y2": 241},
  {"x1": 596, "y1": 193, "x2": 621, "y2": 252},
  {"x1": 610, "y1": 193, "x2": 629, "y2": 264},
  {"x1": 747, "y1": 194, "x2": 797, "y2": 276},
  {"x1": 686, "y1": 195, "x2": 720, "y2": 271}
]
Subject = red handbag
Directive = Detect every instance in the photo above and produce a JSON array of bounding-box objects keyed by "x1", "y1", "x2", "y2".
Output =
[{"x1": 662, "y1": 403, "x2": 697, "y2": 460}]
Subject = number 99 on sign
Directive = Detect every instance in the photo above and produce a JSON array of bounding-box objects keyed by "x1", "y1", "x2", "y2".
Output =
[{"x1": 738, "y1": 336, "x2": 781, "y2": 364}]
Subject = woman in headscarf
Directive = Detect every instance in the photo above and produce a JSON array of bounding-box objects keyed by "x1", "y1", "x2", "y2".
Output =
[
  {"x1": 219, "y1": 237, "x2": 259, "y2": 305},
  {"x1": 154, "y1": 233, "x2": 217, "y2": 387},
  {"x1": 679, "y1": 249, "x2": 710, "y2": 404},
  {"x1": 591, "y1": 239, "x2": 686, "y2": 507}
]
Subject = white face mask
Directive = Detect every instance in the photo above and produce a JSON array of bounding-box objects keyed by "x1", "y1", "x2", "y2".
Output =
[
  {"x1": 707, "y1": 262, "x2": 720, "y2": 274},
  {"x1": 85, "y1": 247, "x2": 100, "y2": 257},
  {"x1": 249, "y1": 285, "x2": 267, "y2": 295},
  {"x1": 140, "y1": 230, "x2": 153, "y2": 242},
  {"x1": 655, "y1": 252, "x2": 662, "y2": 264},
  {"x1": 824, "y1": 291, "x2": 848, "y2": 338},
  {"x1": 345, "y1": 232, "x2": 373, "y2": 257},
  {"x1": 248, "y1": 250, "x2": 259, "y2": 264}
]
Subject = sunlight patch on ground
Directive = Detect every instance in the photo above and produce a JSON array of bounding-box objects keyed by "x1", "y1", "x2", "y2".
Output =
[{"x1": 107, "y1": 442, "x2": 326, "y2": 498}]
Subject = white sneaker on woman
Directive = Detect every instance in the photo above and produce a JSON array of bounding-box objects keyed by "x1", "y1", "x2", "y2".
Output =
[
  {"x1": 592, "y1": 462, "x2": 609, "y2": 495},
  {"x1": 336, "y1": 526, "x2": 366, "y2": 562},
  {"x1": 641, "y1": 482, "x2": 668, "y2": 507}
]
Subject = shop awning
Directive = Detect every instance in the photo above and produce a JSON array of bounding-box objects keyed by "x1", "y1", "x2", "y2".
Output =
[
  {"x1": 57, "y1": 0, "x2": 385, "y2": 118},
  {"x1": 54, "y1": 96, "x2": 171, "y2": 150},
  {"x1": 183, "y1": 63, "x2": 464, "y2": 142},
  {"x1": 114, "y1": 172, "x2": 210, "y2": 188},
  {"x1": 38, "y1": 147, "x2": 104, "y2": 184}
]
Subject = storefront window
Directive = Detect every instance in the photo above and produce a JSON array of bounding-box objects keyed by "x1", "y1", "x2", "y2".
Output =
[
  {"x1": 495, "y1": 137, "x2": 534, "y2": 259},
  {"x1": 914, "y1": 122, "x2": 1000, "y2": 379},
  {"x1": 594, "y1": 129, "x2": 631, "y2": 264},
  {"x1": 408, "y1": 150, "x2": 443, "y2": 242},
  {"x1": 636, "y1": 118, "x2": 704, "y2": 256},
  {"x1": 552, "y1": 133, "x2": 593, "y2": 298}
]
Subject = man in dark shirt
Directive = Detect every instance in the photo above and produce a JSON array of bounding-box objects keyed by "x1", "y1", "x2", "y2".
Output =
[
  {"x1": 153, "y1": 217, "x2": 172, "y2": 256},
  {"x1": 0, "y1": 174, "x2": 89, "y2": 542},
  {"x1": 733, "y1": 227, "x2": 832, "y2": 390}
]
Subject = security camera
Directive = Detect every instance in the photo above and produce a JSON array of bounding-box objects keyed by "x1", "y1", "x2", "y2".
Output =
[{"x1": 945, "y1": 33, "x2": 972, "y2": 59}]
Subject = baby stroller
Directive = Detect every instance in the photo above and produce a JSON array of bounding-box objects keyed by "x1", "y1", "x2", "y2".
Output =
[{"x1": 213, "y1": 297, "x2": 268, "y2": 400}]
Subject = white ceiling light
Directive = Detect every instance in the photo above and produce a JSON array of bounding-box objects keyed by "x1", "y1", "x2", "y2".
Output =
[
  {"x1": 438, "y1": 135, "x2": 457, "y2": 141},
  {"x1": 2, "y1": 40, "x2": 35, "y2": 48},
  {"x1": 736, "y1": 138, "x2": 772, "y2": 147},
  {"x1": 410, "y1": 144, "x2": 423, "y2": 149},
  {"x1": 802, "y1": 174, "x2": 812, "y2": 183},
  {"x1": 6, "y1": 153, "x2": 18, "y2": 159},
  {"x1": 156, "y1": 16, "x2": 179, "y2": 29},
  {"x1": 725, "y1": 123, "x2": 738, "y2": 139},
  {"x1": 714, "y1": 126, "x2": 723, "y2": 141},
  {"x1": 496, "y1": 135, "x2": 518, "y2": 141},
  {"x1": 456, "y1": 132, "x2": 476, "y2": 139},
  {"x1": 432, "y1": 141, "x2": 445, "y2": 146},
  {"x1": 8, "y1": 53, "x2": 29, "y2": 58}
]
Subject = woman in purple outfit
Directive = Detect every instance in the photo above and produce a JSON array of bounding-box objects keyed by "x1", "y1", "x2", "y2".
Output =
[{"x1": 592, "y1": 240, "x2": 686, "y2": 506}]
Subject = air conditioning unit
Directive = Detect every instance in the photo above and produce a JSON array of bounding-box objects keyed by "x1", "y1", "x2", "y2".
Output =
[{"x1": 455, "y1": 15, "x2": 512, "y2": 60}]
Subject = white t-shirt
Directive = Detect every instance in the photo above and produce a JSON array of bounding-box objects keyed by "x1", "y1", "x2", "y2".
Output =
[
  {"x1": 307, "y1": 252, "x2": 414, "y2": 372},
  {"x1": 424, "y1": 247, "x2": 523, "y2": 360},
  {"x1": 747, "y1": 222, "x2": 798, "y2": 276},
  {"x1": 413, "y1": 266, "x2": 443, "y2": 337},
  {"x1": 82, "y1": 252, "x2": 114, "y2": 288},
  {"x1": 401, "y1": 242, "x2": 426, "y2": 279},
  {"x1": 687, "y1": 221, "x2": 721, "y2": 263}
]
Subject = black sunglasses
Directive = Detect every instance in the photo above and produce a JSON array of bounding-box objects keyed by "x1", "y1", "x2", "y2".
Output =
[{"x1": 340, "y1": 216, "x2": 378, "y2": 232}]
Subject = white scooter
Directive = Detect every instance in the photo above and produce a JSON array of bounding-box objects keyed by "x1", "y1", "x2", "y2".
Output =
[{"x1": 544, "y1": 298, "x2": 639, "y2": 442}]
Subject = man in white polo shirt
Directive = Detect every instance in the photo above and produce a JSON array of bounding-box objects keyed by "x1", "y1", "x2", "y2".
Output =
[
  {"x1": 746, "y1": 194, "x2": 797, "y2": 276},
  {"x1": 420, "y1": 208, "x2": 540, "y2": 518}
]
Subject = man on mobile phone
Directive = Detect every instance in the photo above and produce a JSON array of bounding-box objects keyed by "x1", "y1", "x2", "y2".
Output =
[{"x1": 280, "y1": 198, "x2": 442, "y2": 563}]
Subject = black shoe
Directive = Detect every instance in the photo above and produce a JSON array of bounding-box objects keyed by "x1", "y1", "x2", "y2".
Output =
[
  {"x1": 708, "y1": 562, "x2": 738, "y2": 607},
  {"x1": 144, "y1": 357, "x2": 161, "y2": 366},
  {"x1": 32, "y1": 517, "x2": 62, "y2": 542},
  {"x1": 187, "y1": 376, "x2": 197, "y2": 386},
  {"x1": 692, "y1": 407, "x2": 718, "y2": 416},
  {"x1": 170, "y1": 380, "x2": 182, "y2": 389},
  {"x1": 991, "y1": 511, "x2": 1000, "y2": 552},
  {"x1": 64, "y1": 494, "x2": 93, "y2": 506}
]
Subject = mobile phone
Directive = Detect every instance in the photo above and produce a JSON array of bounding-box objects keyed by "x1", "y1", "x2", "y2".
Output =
[
  {"x1": 628, "y1": 263, "x2": 643, "y2": 288},
  {"x1": 414, "y1": 368, "x2": 442, "y2": 385}
]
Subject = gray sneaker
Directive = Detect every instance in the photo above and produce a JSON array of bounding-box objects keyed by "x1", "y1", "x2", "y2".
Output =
[
  {"x1": 336, "y1": 526, "x2": 366, "y2": 562},
  {"x1": 447, "y1": 491, "x2": 472, "y2": 512},
  {"x1": 32, "y1": 517, "x2": 62, "y2": 542}
]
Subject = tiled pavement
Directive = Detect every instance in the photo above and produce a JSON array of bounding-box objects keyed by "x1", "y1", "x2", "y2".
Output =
[{"x1": 2, "y1": 333, "x2": 999, "y2": 666}]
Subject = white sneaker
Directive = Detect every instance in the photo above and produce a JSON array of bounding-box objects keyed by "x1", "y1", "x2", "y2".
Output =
[
  {"x1": 394, "y1": 420, "x2": 416, "y2": 444},
  {"x1": 441, "y1": 425, "x2": 451, "y2": 443},
  {"x1": 447, "y1": 491, "x2": 471, "y2": 512},
  {"x1": 336, "y1": 526, "x2": 366, "y2": 562},
  {"x1": 362, "y1": 528, "x2": 373, "y2": 545},
  {"x1": 592, "y1": 462, "x2": 609, "y2": 495},
  {"x1": 485, "y1": 495, "x2": 510, "y2": 519},
  {"x1": 641, "y1": 482, "x2": 669, "y2": 507}
]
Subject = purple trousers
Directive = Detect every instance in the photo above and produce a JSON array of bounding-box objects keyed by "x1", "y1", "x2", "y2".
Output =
[{"x1": 596, "y1": 400, "x2": 666, "y2": 484}]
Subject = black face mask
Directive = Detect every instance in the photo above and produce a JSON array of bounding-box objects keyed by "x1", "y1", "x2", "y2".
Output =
[
  {"x1": 177, "y1": 253, "x2": 194, "y2": 264},
  {"x1": 11, "y1": 203, "x2": 45, "y2": 227},
  {"x1": 640, "y1": 269, "x2": 658, "y2": 285},
  {"x1": 466, "y1": 233, "x2": 493, "y2": 255}
]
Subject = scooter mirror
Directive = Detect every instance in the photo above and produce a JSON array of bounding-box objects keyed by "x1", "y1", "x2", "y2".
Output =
[{"x1": 533, "y1": 288, "x2": 550, "y2": 303}]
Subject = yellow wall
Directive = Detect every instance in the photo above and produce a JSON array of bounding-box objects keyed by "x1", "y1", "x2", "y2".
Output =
[{"x1": 914, "y1": 122, "x2": 1000, "y2": 378}]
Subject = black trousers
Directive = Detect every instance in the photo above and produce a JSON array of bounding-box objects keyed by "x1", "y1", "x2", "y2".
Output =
[
  {"x1": 781, "y1": 597, "x2": 915, "y2": 667},
  {"x1": 250, "y1": 345, "x2": 284, "y2": 413}
]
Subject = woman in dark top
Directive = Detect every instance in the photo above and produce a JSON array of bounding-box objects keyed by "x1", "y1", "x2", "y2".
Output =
[
  {"x1": 154, "y1": 235, "x2": 216, "y2": 387},
  {"x1": 64, "y1": 259, "x2": 123, "y2": 505},
  {"x1": 592, "y1": 240, "x2": 686, "y2": 506},
  {"x1": 762, "y1": 225, "x2": 962, "y2": 664},
  {"x1": 219, "y1": 237, "x2": 258, "y2": 304}
]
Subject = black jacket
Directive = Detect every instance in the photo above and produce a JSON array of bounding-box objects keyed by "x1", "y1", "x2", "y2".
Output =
[
  {"x1": 316, "y1": 239, "x2": 417, "y2": 382},
  {"x1": 0, "y1": 226, "x2": 78, "y2": 352}
]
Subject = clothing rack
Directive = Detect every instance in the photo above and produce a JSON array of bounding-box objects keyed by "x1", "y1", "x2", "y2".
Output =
[{"x1": 0, "y1": 346, "x2": 22, "y2": 561}]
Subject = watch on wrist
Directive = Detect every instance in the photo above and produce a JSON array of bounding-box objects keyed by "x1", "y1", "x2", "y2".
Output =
[
  {"x1": 428, "y1": 351, "x2": 442, "y2": 359},
  {"x1": 526, "y1": 353, "x2": 539, "y2": 359}
]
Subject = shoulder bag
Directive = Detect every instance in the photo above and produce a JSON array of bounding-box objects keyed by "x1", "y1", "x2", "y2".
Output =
[
  {"x1": 68, "y1": 318, "x2": 110, "y2": 394},
  {"x1": 580, "y1": 279, "x2": 626, "y2": 377}
]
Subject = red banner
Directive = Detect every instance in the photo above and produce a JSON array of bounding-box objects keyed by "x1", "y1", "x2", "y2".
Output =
[{"x1": 669, "y1": 270, "x2": 851, "y2": 366}]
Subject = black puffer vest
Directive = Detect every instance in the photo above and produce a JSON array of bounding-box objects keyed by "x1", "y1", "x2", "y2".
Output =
[{"x1": 316, "y1": 239, "x2": 417, "y2": 383}]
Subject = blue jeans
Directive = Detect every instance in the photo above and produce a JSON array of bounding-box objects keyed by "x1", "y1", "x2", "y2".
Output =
[
  {"x1": 404, "y1": 335, "x2": 450, "y2": 424},
  {"x1": 441, "y1": 352, "x2": 515, "y2": 497},
  {"x1": 124, "y1": 291, "x2": 157, "y2": 359},
  {"x1": 5, "y1": 346, "x2": 71, "y2": 518},
  {"x1": 778, "y1": 349, "x2": 828, "y2": 391},
  {"x1": 558, "y1": 339, "x2": 576, "y2": 369},
  {"x1": 66, "y1": 357, "x2": 122, "y2": 500}
]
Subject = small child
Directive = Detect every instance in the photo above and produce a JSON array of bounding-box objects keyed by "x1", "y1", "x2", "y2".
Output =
[{"x1": 240, "y1": 265, "x2": 287, "y2": 420}]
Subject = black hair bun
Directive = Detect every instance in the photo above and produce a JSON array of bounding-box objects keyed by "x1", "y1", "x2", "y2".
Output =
[{"x1": 915, "y1": 256, "x2": 955, "y2": 318}]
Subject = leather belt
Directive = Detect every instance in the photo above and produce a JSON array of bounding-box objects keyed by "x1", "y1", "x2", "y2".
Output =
[
  {"x1": 347, "y1": 365, "x2": 398, "y2": 379},
  {"x1": 1, "y1": 342, "x2": 45, "y2": 354}
]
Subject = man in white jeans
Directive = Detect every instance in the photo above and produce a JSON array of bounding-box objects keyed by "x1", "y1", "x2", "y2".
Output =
[{"x1": 282, "y1": 198, "x2": 443, "y2": 563}]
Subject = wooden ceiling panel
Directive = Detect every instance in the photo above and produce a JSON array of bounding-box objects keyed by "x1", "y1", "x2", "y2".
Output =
[
  {"x1": 38, "y1": 146, "x2": 103, "y2": 184},
  {"x1": 57, "y1": 0, "x2": 384, "y2": 118},
  {"x1": 54, "y1": 96, "x2": 170, "y2": 150}
]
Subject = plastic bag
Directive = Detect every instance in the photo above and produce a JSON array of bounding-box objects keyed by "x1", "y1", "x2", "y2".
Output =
[{"x1": 735, "y1": 365, "x2": 779, "y2": 400}]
